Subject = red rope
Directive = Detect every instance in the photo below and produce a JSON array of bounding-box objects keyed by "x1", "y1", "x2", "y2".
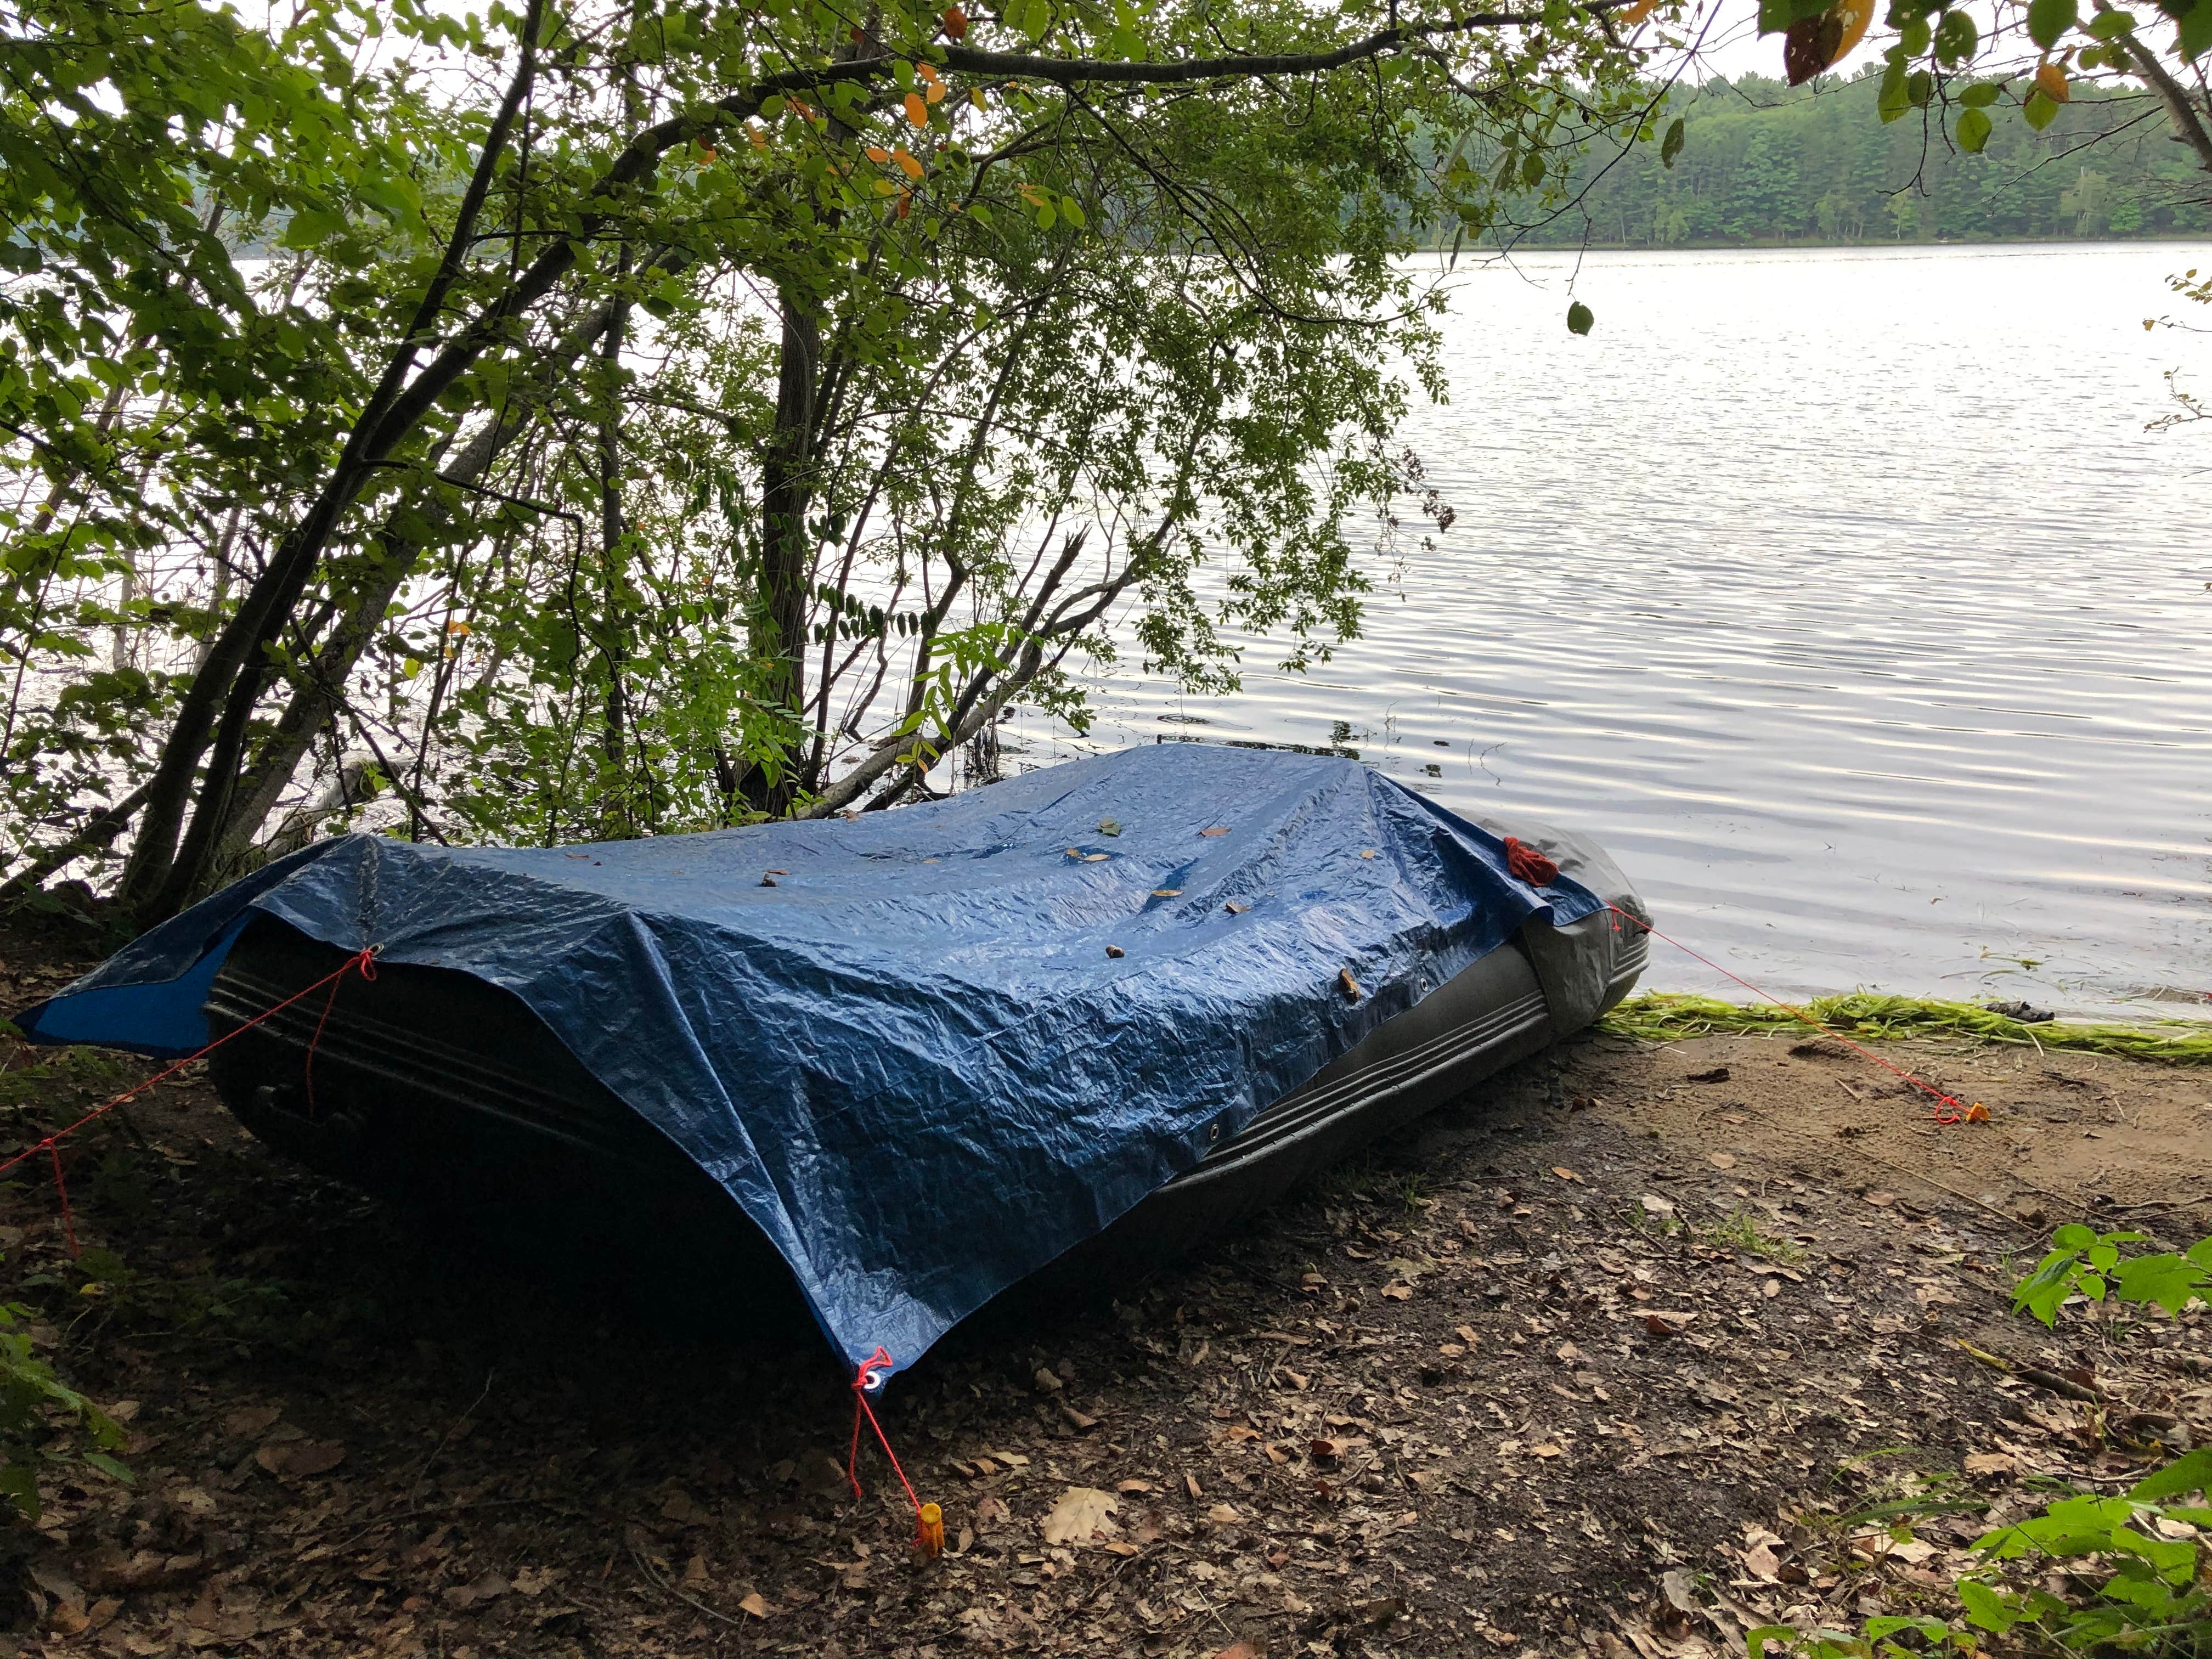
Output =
[
  {"x1": 1606, "y1": 904, "x2": 1975, "y2": 1119},
  {"x1": 1, "y1": 946, "x2": 380, "y2": 1255},
  {"x1": 303, "y1": 949, "x2": 376, "y2": 1116},
  {"x1": 847, "y1": 1346, "x2": 927, "y2": 1538}
]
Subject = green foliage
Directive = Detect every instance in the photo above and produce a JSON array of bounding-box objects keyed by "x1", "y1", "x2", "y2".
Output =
[
  {"x1": 1489, "y1": 74, "x2": 2210, "y2": 248},
  {"x1": 0, "y1": 1279, "x2": 128, "y2": 1521},
  {"x1": 3, "y1": 0, "x2": 1661, "y2": 893},
  {"x1": 2012, "y1": 1223, "x2": 2212, "y2": 1324},
  {"x1": 1599, "y1": 991, "x2": 2212, "y2": 1063},
  {"x1": 1756, "y1": 1232, "x2": 2212, "y2": 1658}
]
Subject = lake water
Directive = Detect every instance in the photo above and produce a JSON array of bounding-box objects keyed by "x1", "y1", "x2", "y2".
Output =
[{"x1": 1002, "y1": 244, "x2": 2212, "y2": 1022}]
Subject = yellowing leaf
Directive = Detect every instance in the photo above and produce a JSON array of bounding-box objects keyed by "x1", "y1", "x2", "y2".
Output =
[
  {"x1": 969, "y1": 86, "x2": 988, "y2": 110},
  {"x1": 917, "y1": 59, "x2": 943, "y2": 83},
  {"x1": 1618, "y1": 0, "x2": 1658, "y2": 22},
  {"x1": 926, "y1": 79, "x2": 946, "y2": 103},
  {"x1": 894, "y1": 148, "x2": 924, "y2": 179},
  {"x1": 2035, "y1": 61, "x2": 2072, "y2": 101},
  {"x1": 865, "y1": 145, "x2": 890, "y2": 162},
  {"x1": 904, "y1": 92, "x2": 928, "y2": 127}
]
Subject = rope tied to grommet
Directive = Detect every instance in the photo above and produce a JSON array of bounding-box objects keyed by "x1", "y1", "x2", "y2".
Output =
[
  {"x1": 1603, "y1": 904, "x2": 1985, "y2": 1123},
  {"x1": 846, "y1": 1346, "x2": 941, "y2": 1557},
  {"x1": 0, "y1": 945, "x2": 381, "y2": 1257}
]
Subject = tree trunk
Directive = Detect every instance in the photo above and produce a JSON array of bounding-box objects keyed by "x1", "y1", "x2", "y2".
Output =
[{"x1": 741, "y1": 286, "x2": 822, "y2": 816}]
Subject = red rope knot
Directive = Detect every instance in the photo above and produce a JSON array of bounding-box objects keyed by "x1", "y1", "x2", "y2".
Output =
[
  {"x1": 854, "y1": 1345, "x2": 895, "y2": 1396},
  {"x1": 1502, "y1": 836, "x2": 1559, "y2": 888}
]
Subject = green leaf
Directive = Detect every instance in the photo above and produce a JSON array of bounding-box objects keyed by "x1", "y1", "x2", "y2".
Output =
[
  {"x1": 1059, "y1": 194, "x2": 1086, "y2": 229},
  {"x1": 1956, "y1": 1579, "x2": 2022, "y2": 1633},
  {"x1": 279, "y1": 205, "x2": 349, "y2": 248},
  {"x1": 80, "y1": 1450, "x2": 132, "y2": 1485},
  {"x1": 1878, "y1": 51, "x2": 1911, "y2": 120},
  {"x1": 1933, "y1": 7, "x2": 1977, "y2": 63},
  {"x1": 2022, "y1": 84, "x2": 2061, "y2": 125},
  {"x1": 2027, "y1": 0, "x2": 2078, "y2": 44},
  {"x1": 1958, "y1": 80, "x2": 2001, "y2": 105},
  {"x1": 1955, "y1": 104, "x2": 1991, "y2": 151},
  {"x1": 1566, "y1": 300, "x2": 1594, "y2": 335},
  {"x1": 2130, "y1": 1448, "x2": 2212, "y2": 1503},
  {"x1": 2182, "y1": 0, "x2": 2212, "y2": 56},
  {"x1": 2085, "y1": 8, "x2": 2137, "y2": 35},
  {"x1": 0, "y1": 1462, "x2": 37, "y2": 1521},
  {"x1": 2114, "y1": 1250, "x2": 2211, "y2": 1312},
  {"x1": 1907, "y1": 69, "x2": 1934, "y2": 106},
  {"x1": 1661, "y1": 116, "x2": 1686, "y2": 166}
]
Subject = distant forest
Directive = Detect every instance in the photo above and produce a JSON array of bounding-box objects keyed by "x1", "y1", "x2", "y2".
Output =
[{"x1": 1492, "y1": 71, "x2": 2212, "y2": 247}]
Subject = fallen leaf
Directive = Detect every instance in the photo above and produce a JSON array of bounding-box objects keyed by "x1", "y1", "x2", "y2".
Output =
[
  {"x1": 1041, "y1": 1486, "x2": 1119, "y2": 1546},
  {"x1": 224, "y1": 1404, "x2": 283, "y2": 1439},
  {"x1": 1551, "y1": 1165, "x2": 1583, "y2": 1183},
  {"x1": 1151, "y1": 888, "x2": 1182, "y2": 898},
  {"x1": 1200, "y1": 826, "x2": 1229, "y2": 837},
  {"x1": 1639, "y1": 1194, "x2": 1675, "y2": 1217},
  {"x1": 1098, "y1": 817, "x2": 1121, "y2": 836},
  {"x1": 1709, "y1": 1152, "x2": 1737, "y2": 1170},
  {"x1": 1338, "y1": 967, "x2": 1361, "y2": 1000},
  {"x1": 1205, "y1": 1503, "x2": 1240, "y2": 1526},
  {"x1": 1529, "y1": 1442, "x2": 1563, "y2": 1459},
  {"x1": 1963, "y1": 1452, "x2": 2015, "y2": 1479},
  {"x1": 1116, "y1": 1479, "x2": 1154, "y2": 1493},
  {"x1": 1743, "y1": 1542, "x2": 1780, "y2": 1579},
  {"x1": 738, "y1": 1592, "x2": 771, "y2": 1618},
  {"x1": 1185, "y1": 1472, "x2": 1204, "y2": 1499},
  {"x1": 1379, "y1": 1282, "x2": 1414, "y2": 1301},
  {"x1": 1214, "y1": 1645, "x2": 1262, "y2": 1659}
]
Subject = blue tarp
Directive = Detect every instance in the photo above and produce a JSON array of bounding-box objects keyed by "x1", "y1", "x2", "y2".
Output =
[{"x1": 21, "y1": 744, "x2": 1600, "y2": 1379}]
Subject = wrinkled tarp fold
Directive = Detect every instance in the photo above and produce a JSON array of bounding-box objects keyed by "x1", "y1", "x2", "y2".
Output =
[{"x1": 21, "y1": 745, "x2": 1599, "y2": 1376}]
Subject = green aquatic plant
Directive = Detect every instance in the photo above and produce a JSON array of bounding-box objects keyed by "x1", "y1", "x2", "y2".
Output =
[{"x1": 1598, "y1": 992, "x2": 2212, "y2": 1064}]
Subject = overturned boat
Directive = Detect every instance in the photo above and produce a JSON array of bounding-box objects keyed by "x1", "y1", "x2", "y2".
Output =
[{"x1": 22, "y1": 744, "x2": 1645, "y2": 1378}]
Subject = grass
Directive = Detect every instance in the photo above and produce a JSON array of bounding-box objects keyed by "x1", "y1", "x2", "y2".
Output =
[
  {"x1": 1599, "y1": 992, "x2": 2212, "y2": 1064},
  {"x1": 1696, "y1": 1206, "x2": 1809, "y2": 1267}
]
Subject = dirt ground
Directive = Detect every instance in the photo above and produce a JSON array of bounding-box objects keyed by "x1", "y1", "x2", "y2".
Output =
[{"x1": 2, "y1": 911, "x2": 2209, "y2": 1659}]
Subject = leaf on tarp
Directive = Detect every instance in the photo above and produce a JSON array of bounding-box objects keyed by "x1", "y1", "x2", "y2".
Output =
[
  {"x1": 1151, "y1": 888, "x2": 1182, "y2": 897},
  {"x1": 1098, "y1": 817, "x2": 1121, "y2": 836},
  {"x1": 1199, "y1": 826, "x2": 1229, "y2": 837},
  {"x1": 1041, "y1": 1486, "x2": 1119, "y2": 1545},
  {"x1": 1339, "y1": 967, "x2": 1361, "y2": 1000},
  {"x1": 1224, "y1": 900, "x2": 1250, "y2": 915},
  {"x1": 1105, "y1": 945, "x2": 1125, "y2": 958}
]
